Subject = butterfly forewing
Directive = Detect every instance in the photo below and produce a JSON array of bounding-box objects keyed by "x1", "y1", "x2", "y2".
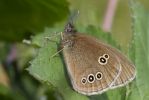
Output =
[{"x1": 61, "y1": 34, "x2": 122, "y2": 95}]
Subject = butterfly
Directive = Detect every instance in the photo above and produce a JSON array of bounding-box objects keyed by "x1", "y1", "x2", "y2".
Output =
[{"x1": 59, "y1": 21, "x2": 136, "y2": 95}]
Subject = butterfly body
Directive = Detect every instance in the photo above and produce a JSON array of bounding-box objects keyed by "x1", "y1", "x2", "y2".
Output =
[{"x1": 60, "y1": 23, "x2": 136, "y2": 95}]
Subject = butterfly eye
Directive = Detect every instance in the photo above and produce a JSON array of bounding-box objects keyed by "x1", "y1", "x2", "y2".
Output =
[
  {"x1": 87, "y1": 74, "x2": 95, "y2": 83},
  {"x1": 81, "y1": 77, "x2": 87, "y2": 85},
  {"x1": 98, "y1": 57, "x2": 107, "y2": 65},
  {"x1": 103, "y1": 54, "x2": 109, "y2": 59},
  {"x1": 95, "y1": 72, "x2": 103, "y2": 80}
]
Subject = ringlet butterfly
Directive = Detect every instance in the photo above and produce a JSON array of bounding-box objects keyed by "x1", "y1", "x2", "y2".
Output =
[{"x1": 59, "y1": 13, "x2": 136, "y2": 96}]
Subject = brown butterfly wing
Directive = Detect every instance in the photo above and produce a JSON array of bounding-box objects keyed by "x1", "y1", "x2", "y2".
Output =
[
  {"x1": 108, "y1": 47, "x2": 136, "y2": 88},
  {"x1": 61, "y1": 34, "x2": 122, "y2": 95},
  {"x1": 90, "y1": 36, "x2": 136, "y2": 89}
]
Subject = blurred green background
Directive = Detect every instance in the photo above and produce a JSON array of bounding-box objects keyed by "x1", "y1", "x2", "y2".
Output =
[{"x1": 0, "y1": 0, "x2": 149, "y2": 100}]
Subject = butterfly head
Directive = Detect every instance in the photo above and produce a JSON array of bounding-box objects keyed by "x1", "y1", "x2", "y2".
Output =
[{"x1": 64, "y1": 22, "x2": 77, "y2": 34}]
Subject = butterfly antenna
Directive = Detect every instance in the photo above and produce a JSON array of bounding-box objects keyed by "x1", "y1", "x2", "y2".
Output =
[{"x1": 68, "y1": 10, "x2": 79, "y2": 25}]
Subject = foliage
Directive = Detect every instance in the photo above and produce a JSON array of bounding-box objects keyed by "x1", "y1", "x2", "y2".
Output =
[
  {"x1": 128, "y1": 1, "x2": 149, "y2": 100},
  {"x1": 28, "y1": 0, "x2": 149, "y2": 100},
  {"x1": 0, "y1": 0, "x2": 69, "y2": 42},
  {"x1": 0, "y1": 0, "x2": 149, "y2": 100}
]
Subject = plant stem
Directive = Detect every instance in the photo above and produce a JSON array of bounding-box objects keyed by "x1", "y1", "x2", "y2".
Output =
[{"x1": 102, "y1": 0, "x2": 118, "y2": 32}]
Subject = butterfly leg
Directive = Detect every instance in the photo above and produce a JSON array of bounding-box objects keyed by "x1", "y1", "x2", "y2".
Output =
[
  {"x1": 51, "y1": 48, "x2": 64, "y2": 58},
  {"x1": 49, "y1": 47, "x2": 65, "y2": 61}
]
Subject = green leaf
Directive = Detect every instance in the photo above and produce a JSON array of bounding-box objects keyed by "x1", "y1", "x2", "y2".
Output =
[
  {"x1": 126, "y1": 82, "x2": 142, "y2": 100},
  {"x1": 0, "y1": 0, "x2": 69, "y2": 41},
  {"x1": 107, "y1": 88, "x2": 126, "y2": 100},
  {"x1": 128, "y1": 1, "x2": 149, "y2": 100}
]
